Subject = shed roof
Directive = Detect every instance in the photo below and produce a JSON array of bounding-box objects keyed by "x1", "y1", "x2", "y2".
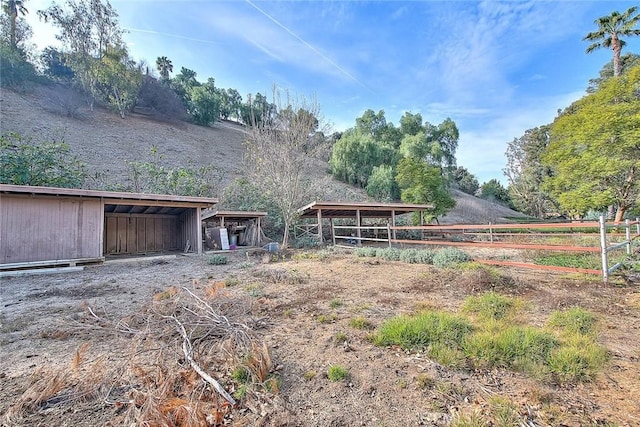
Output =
[
  {"x1": 297, "y1": 201, "x2": 434, "y2": 219},
  {"x1": 0, "y1": 184, "x2": 217, "y2": 215},
  {"x1": 201, "y1": 210, "x2": 268, "y2": 221}
]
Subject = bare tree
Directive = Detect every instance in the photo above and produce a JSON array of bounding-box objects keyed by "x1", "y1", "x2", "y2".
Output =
[{"x1": 243, "y1": 87, "x2": 330, "y2": 248}]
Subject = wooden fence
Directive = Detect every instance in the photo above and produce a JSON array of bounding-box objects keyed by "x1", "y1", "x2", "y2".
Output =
[{"x1": 334, "y1": 216, "x2": 640, "y2": 282}]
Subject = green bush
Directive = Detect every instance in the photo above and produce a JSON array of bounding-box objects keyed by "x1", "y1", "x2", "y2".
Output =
[
  {"x1": 433, "y1": 247, "x2": 470, "y2": 268},
  {"x1": 208, "y1": 254, "x2": 228, "y2": 265},
  {"x1": 1, "y1": 133, "x2": 87, "y2": 187},
  {"x1": 355, "y1": 247, "x2": 377, "y2": 257},
  {"x1": 398, "y1": 248, "x2": 421, "y2": 263},
  {"x1": 547, "y1": 307, "x2": 598, "y2": 336},
  {"x1": 327, "y1": 365, "x2": 349, "y2": 382},
  {"x1": 349, "y1": 316, "x2": 373, "y2": 330},
  {"x1": 374, "y1": 310, "x2": 473, "y2": 350},
  {"x1": 414, "y1": 249, "x2": 436, "y2": 264},
  {"x1": 376, "y1": 247, "x2": 402, "y2": 261}
]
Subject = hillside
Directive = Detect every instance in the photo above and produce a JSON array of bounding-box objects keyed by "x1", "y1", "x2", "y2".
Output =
[{"x1": 0, "y1": 86, "x2": 525, "y2": 223}]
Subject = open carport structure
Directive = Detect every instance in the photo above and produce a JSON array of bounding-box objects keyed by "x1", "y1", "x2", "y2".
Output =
[
  {"x1": 0, "y1": 184, "x2": 217, "y2": 269},
  {"x1": 296, "y1": 201, "x2": 434, "y2": 246}
]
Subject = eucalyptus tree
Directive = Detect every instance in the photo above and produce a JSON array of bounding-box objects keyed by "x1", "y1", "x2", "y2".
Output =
[
  {"x1": 504, "y1": 125, "x2": 557, "y2": 218},
  {"x1": 2, "y1": 0, "x2": 27, "y2": 48},
  {"x1": 584, "y1": 6, "x2": 640, "y2": 77}
]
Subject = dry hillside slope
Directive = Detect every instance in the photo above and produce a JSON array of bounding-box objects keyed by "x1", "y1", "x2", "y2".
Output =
[{"x1": 0, "y1": 86, "x2": 525, "y2": 223}]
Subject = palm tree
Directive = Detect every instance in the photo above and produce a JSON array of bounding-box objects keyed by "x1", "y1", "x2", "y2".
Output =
[
  {"x1": 2, "y1": 0, "x2": 28, "y2": 48},
  {"x1": 584, "y1": 6, "x2": 640, "y2": 77},
  {"x1": 155, "y1": 56, "x2": 173, "y2": 80}
]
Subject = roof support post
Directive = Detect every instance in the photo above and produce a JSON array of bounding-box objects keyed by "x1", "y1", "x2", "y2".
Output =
[
  {"x1": 356, "y1": 209, "x2": 362, "y2": 246},
  {"x1": 392, "y1": 210, "x2": 397, "y2": 241},
  {"x1": 196, "y1": 207, "x2": 203, "y2": 254},
  {"x1": 330, "y1": 218, "x2": 336, "y2": 245},
  {"x1": 317, "y1": 209, "x2": 323, "y2": 243}
]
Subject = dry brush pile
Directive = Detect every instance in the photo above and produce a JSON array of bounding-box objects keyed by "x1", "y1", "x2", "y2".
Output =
[{"x1": 3, "y1": 280, "x2": 287, "y2": 426}]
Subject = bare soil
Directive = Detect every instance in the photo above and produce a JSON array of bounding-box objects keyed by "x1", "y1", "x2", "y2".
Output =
[{"x1": 1, "y1": 250, "x2": 639, "y2": 426}]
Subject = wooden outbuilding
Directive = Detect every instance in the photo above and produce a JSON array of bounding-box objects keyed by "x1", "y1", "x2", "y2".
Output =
[
  {"x1": 0, "y1": 184, "x2": 217, "y2": 268},
  {"x1": 297, "y1": 201, "x2": 434, "y2": 245},
  {"x1": 201, "y1": 210, "x2": 267, "y2": 250}
]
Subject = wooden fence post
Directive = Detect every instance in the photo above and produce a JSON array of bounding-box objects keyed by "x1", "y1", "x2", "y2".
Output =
[
  {"x1": 600, "y1": 215, "x2": 608, "y2": 283},
  {"x1": 625, "y1": 219, "x2": 631, "y2": 256}
]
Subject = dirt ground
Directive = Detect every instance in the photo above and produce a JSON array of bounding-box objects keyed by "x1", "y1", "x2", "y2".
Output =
[{"x1": 1, "y1": 249, "x2": 639, "y2": 426}]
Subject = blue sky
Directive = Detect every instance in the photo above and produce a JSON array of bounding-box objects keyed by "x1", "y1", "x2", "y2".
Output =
[{"x1": 25, "y1": 0, "x2": 640, "y2": 185}]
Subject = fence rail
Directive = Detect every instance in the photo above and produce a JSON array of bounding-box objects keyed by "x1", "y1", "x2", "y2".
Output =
[{"x1": 334, "y1": 216, "x2": 639, "y2": 282}]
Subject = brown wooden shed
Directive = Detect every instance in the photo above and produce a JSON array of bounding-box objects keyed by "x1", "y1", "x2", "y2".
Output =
[{"x1": 0, "y1": 184, "x2": 217, "y2": 268}]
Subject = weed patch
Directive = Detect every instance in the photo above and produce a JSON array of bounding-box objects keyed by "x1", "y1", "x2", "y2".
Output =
[
  {"x1": 327, "y1": 365, "x2": 349, "y2": 382},
  {"x1": 374, "y1": 310, "x2": 473, "y2": 351},
  {"x1": 209, "y1": 254, "x2": 228, "y2": 265}
]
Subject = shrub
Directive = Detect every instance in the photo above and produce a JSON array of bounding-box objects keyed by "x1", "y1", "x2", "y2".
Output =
[
  {"x1": 376, "y1": 247, "x2": 402, "y2": 261},
  {"x1": 355, "y1": 247, "x2": 377, "y2": 257},
  {"x1": 136, "y1": 75, "x2": 187, "y2": 122},
  {"x1": 374, "y1": 310, "x2": 473, "y2": 350},
  {"x1": 208, "y1": 254, "x2": 228, "y2": 265},
  {"x1": 399, "y1": 248, "x2": 420, "y2": 263},
  {"x1": 1, "y1": 133, "x2": 87, "y2": 187},
  {"x1": 414, "y1": 249, "x2": 436, "y2": 264},
  {"x1": 327, "y1": 365, "x2": 349, "y2": 382},
  {"x1": 547, "y1": 307, "x2": 598, "y2": 336},
  {"x1": 433, "y1": 247, "x2": 470, "y2": 268}
]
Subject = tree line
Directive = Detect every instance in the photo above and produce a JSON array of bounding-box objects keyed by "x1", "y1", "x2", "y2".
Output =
[
  {"x1": 2, "y1": 0, "x2": 637, "y2": 229},
  {"x1": 1, "y1": 0, "x2": 279, "y2": 126},
  {"x1": 505, "y1": 6, "x2": 640, "y2": 222}
]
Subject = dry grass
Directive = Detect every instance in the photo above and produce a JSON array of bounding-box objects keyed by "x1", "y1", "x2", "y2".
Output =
[{"x1": 3, "y1": 286, "x2": 280, "y2": 426}]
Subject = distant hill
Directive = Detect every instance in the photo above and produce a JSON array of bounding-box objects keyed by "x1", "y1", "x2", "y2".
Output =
[{"x1": 0, "y1": 85, "x2": 526, "y2": 224}]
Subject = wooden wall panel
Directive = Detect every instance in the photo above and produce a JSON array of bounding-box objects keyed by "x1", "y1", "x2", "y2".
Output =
[
  {"x1": 104, "y1": 213, "x2": 179, "y2": 255},
  {"x1": 0, "y1": 195, "x2": 103, "y2": 264}
]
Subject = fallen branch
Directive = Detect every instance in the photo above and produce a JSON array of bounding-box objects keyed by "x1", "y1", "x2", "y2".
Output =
[{"x1": 173, "y1": 316, "x2": 237, "y2": 407}]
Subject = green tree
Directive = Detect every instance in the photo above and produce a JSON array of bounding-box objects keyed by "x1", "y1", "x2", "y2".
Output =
[
  {"x1": 396, "y1": 157, "x2": 455, "y2": 222},
  {"x1": 587, "y1": 53, "x2": 640, "y2": 93},
  {"x1": 478, "y1": 179, "x2": 512, "y2": 207},
  {"x1": 0, "y1": 132, "x2": 87, "y2": 187},
  {"x1": 453, "y1": 166, "x2": 479, "y2": 195},
  {"x1": 155, "y1": 56, "x2": 172, "y2": 80},
  {"x1": 584, "y1": 6, "x2": 640, "y2": 77},
  {"x1": 329, "y1": 129, "x2": 389, "y2": 187},
  {"x1": 41, "y1": 46, "x2": 74, "y2": 80},
  {"x1": 542, "y1": 65, "x2": 640, "y2": 221},
  {"x1": 91, "y1": 45, "x2": 141, "y2": 118},
  {"x1": 366, "y1": 165, "x2": 399, "y2": 202},
  {"x1": 187, "y1": 80, "x2": 220, "y2": 126},
  {"x1": 2, "y1": 0, "x2": 27, "y2": 49},
  {"x1": 38, "y1": 0, "x2": 123, "y2": 58},
  {"x1": 504, "y1": 125, "x2": 557, "y2": 217}
]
